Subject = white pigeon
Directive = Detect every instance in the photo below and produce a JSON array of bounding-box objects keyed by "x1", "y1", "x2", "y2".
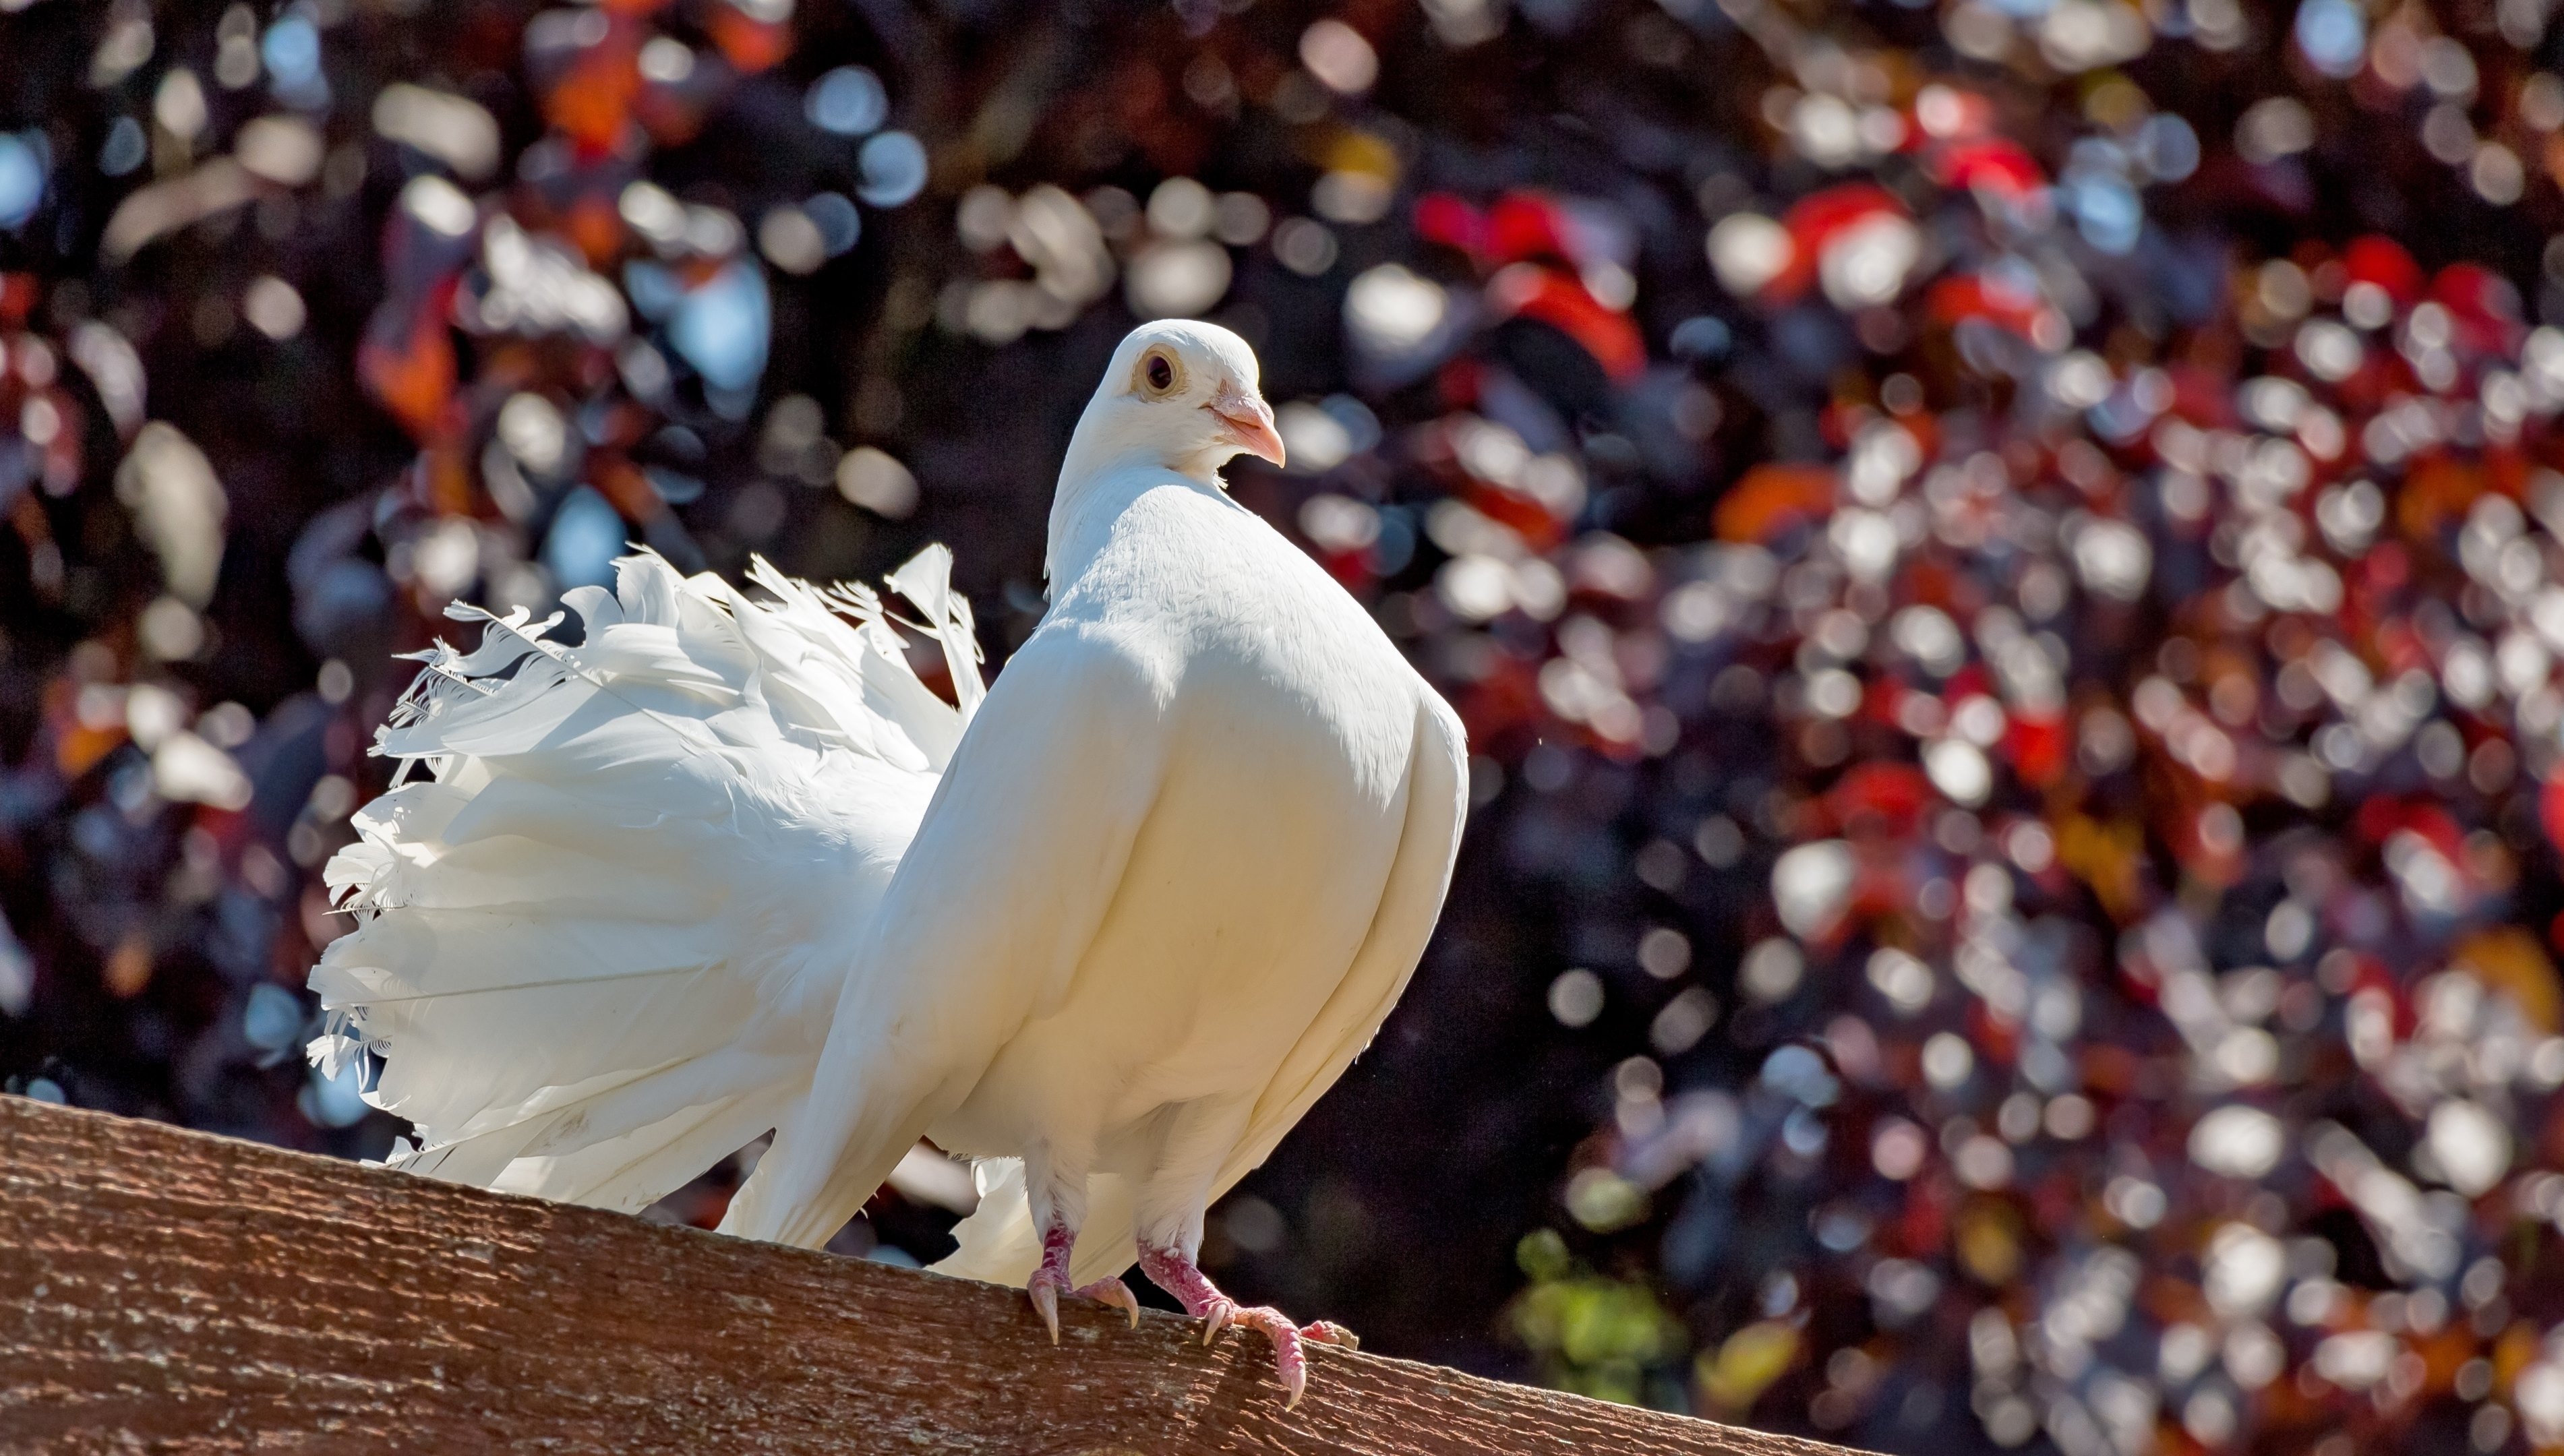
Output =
[{"x1": 311, "y1": 320, "x2": 1467, "y2": 1405}]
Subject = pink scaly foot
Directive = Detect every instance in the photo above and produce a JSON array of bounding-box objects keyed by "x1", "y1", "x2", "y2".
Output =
[
  {"x1": 1137, "y1": 1244, "x2": 1358, "y2": 1409},
  {"x1": 1026, "y1": 1219, "x2": 1139, "y2": 1344}
]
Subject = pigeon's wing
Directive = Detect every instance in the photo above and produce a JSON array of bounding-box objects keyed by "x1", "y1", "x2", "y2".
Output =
[
  {"x1": 1210, "y1": 691, "x2": 1468, "y2": 1191},
  {"x1": 936, "y1": 688, "x2": 1468, "y2": 1289},
  {"x1": 717, "y1": 621, "x2": 1174, "y2": 1249},
  {"x1": 308, "y1": 549, "x2": 984, "y2": 1213}
]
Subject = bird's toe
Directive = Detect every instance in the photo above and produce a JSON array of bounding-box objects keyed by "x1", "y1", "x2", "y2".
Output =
[
  {"x1": 1230, "y1": 1307, "x2": 1309, "y2": 1409},
  {"x1": 1302, "y1": 1319, "x2": 1359, "y2": 1351},
  {"x1": 1077, "y1": 1276, "x2": 1142, "y2": 1329},
  {"x1": 1030, "y1": 1269, "x2": 1146, "y2": 1341}
]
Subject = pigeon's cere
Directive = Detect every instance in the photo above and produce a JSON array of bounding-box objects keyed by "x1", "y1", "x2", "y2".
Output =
[
  {"x1": 1205, "y1": 377, "x2": 1286, "y2": 467},
  {"x1": 309, "y1": 322, "x2": 1467, "y2": 1408}
]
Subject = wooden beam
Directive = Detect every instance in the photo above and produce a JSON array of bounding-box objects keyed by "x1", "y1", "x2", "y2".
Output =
[{"x1": 0, "y1": 1097, "x2": 1865, "y2": 1455}]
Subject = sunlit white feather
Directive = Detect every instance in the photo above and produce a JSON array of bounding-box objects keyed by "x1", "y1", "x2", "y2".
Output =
[{"x1": 309, "y1": 547, "x2": 982, "y2": 1213}]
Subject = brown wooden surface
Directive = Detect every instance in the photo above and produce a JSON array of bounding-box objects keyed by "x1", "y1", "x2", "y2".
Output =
[{"x1": 0, "y1": 1097, "x2": 1867, "y2": 1455}]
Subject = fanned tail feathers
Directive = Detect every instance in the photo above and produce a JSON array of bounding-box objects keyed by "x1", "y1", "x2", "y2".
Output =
[{"x1": 309, "y1": 548, "x2": 984, "y2": 1215}]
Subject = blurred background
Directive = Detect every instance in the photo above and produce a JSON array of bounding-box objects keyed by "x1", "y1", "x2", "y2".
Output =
[{"x1": 11, "y1": 0, "x2": 2564, "y2": 1450}]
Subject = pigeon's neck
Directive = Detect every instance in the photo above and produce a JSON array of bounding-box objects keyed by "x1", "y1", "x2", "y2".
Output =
[
  {"x1": 1043, "y1": 461, "x2": 1171, "y2": 587},
  {"x1": 1047, "y1": 437, "x2": 1226, "y2": 586},
  {"x1": 1059, "y1": 433, "x2": 1226, "y2": 491}
]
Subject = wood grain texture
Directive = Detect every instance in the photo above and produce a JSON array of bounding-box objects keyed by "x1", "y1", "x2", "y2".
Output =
[{"x1": 0, "y1": 1097, "x2": 1868, "y2": 1455}]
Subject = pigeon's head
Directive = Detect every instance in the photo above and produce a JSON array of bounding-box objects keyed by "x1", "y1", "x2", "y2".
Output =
[{"x1": 1072, "y1": 321, "x2": 1285, "y2": 483}]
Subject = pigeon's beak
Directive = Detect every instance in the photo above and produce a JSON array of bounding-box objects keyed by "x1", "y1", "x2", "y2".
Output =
[{"x1": 1207, "y1": 384, "x2": 1285, "y2": 468}]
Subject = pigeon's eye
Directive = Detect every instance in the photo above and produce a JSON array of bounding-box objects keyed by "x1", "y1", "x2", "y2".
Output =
[{"x1": 1137, "y1": 349, "x2": 1181, "y2": 398}]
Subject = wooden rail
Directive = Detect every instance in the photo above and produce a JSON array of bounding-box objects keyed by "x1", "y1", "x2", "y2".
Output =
[{"x1": 0, "y1": 1097, "x2": 1866, "y2": 1454}]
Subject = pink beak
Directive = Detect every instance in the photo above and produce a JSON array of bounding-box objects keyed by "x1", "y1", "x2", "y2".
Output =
[{"x1": 1208, "y1": 387, "x2": 1286, "y2": 468}]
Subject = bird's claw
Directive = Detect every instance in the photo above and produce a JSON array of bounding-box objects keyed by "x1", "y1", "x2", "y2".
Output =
[
  {"x1": 1135, "y1": 1245, "x2": 1348, "y2": 1409},
  {"x1": 1230, "y1": 1307, "x2": 1313, "y2": 1409},
  {"x1": 1079, "y1": 1276, "x2": 1141, "y2": 1329},
  {"x1": 1303, "y1": 1319, "x2": 1360, "y2": 1351},
  {"x1": 1202, "y1": 1305, "x2": 1351, "y2": 1410},
  {"x1": 1029, "y1": 1270, "x2": 1140, "y2": 1343},
  {"x1": 1028, "y1": 1276, "x2": 1062, "y2": 1345},
  {"x1": 1199, "y1": 1296, "x2": 1236, "y2": 1345}
]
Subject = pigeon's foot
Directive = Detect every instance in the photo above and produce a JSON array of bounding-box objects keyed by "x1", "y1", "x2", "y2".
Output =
[
  {"x1": 1027, "y1": 1267, "x2": 1141, "y2": 1343},
  {"x1": 1137, "y1": 1244, "x2": 1358, "y2": 1409},
  {"x1": 1027, "y1": 1216, "x2": 1139, "y2": 1343}
]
